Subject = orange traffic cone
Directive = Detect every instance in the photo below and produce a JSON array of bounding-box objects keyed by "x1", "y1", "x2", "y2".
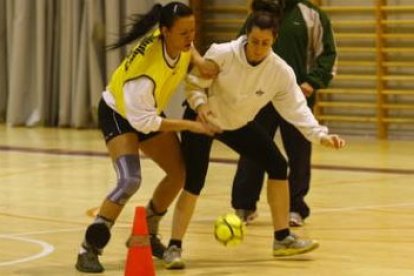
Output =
[{"x1": 125, "y1": 207, "x2": 156, "y2": 276}]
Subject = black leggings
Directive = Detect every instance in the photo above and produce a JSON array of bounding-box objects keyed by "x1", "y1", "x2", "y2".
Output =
[
  {"x1": 231, "y1": 103, "x2": 312, "y2": 218},
  {"x1": 181, "y1": 107, "x2": 288, "y2": 195}
]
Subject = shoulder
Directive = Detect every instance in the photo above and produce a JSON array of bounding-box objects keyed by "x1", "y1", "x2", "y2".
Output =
[
  {"x1": 205, "y1": 41, "x2": 233, "y2": 58},
  {"x1": 298, "y1": 0, "x2": 320, "y2": 12},
  {"x1": 298, "y1": 1, "x2": 331, "y2": 22},
  {"x1": 204, "y1": 38, "x2": 239, "y2": 67},
  {"x1": 269, "y1": 52, "x2": 290, "y2": 69},
  {"x1": 267, "y1": 53, "x2": 296, "y2": 78}
]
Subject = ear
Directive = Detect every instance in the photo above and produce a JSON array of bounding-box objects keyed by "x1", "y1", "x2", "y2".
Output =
[{"x1": 160, "y1": 26, "x2": 168, "y2": 37}]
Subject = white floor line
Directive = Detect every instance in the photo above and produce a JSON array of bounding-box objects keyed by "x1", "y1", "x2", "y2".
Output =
[
  {"x1": 0, "y1": 236, "x2": 54, "y2": 267},
  {"x1": 313, "y1": 202, "x2": 414, "y2": 214}
]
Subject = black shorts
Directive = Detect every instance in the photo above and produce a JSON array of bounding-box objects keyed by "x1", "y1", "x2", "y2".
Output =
[{"x1": 98, "y1": 98, "x2": 161, "y2": 143}]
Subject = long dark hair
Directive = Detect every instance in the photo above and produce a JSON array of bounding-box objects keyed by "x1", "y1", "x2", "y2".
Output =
[{"x1": 108, "y1": 2, "x2": 193, "y2": 50}]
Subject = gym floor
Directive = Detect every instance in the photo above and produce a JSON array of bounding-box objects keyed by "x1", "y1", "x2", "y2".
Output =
[{"x1": 0, "y1": 125, "x2": 413, "y2": 275}]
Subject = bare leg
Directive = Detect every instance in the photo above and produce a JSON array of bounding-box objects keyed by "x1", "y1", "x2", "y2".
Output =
[
  {"x1": 140, "y1": 132, "x2": 185, "y2": 212},
  {"x1": 139, "y1": 132, "x2": 186, "y2": 259},
  {"x1": 97, "y1": 133, "x2": 140, "y2": 222},
  {"x1": 171, "y1": 190, "x2": 199, "y2": 240},
  {"x1": 267, "y1": 179, "x2": 289, "y2": 231},
  {"x1": 76, "y1": 133, "x2": 139, "y2": 273}
]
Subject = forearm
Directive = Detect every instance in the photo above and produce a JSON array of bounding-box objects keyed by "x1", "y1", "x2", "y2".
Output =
[
  {"x1": 158, "y1": 118, "x2": 197, "y2": 132},
  {"x1": 273, "y1": 85, "x2": 328, "y2": 144}
]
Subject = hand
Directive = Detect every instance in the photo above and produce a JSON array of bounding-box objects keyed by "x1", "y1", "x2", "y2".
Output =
[
  {"x1": 320, "y1": 134, "x2": 346, "y2": 149},
  {"x1": 187, "y1": 121, "x2": 220, "y2": 136},
  {"x1": 196, "y1": 59, "x2": 219, "y2": 79},
  {"x1": 196, "y1": 104, "x2": 222, "y2": 134},
  {"x1": 196, "y1": 104, "x2": 214, "y2": 124},
  {"x1": 300, "y1": 82, "x2": 314, "y2": 97}
]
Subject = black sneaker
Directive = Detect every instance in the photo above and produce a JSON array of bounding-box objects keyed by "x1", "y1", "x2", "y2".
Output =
[
  {"x1": 75, "y1": 248, "x2": 104, "y2": 273},
  {"x1": 150, "y1": 234, "x2": 166, "y2": 259},
  {"x1": 125, "y1": 234, "x2": 166, "y2": 259}
]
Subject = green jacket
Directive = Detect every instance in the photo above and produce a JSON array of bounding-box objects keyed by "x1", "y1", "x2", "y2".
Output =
[{"x1": 242, "y1": 0, "x2": 337, "y2": 108}]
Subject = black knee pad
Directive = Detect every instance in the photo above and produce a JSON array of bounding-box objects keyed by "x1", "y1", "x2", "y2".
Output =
[{"x1": 85, "y1": 223, "x2": 111, "y2": 249}]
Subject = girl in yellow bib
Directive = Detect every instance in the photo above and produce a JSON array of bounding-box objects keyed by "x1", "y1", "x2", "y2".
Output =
[{"x1": 75, "y1": 2, "x2": 219, "y2": 273}]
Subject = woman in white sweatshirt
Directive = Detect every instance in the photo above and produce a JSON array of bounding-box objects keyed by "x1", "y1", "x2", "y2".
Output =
[{"x1": 162, "y1": 10, "x2": 345, "y2": 269}]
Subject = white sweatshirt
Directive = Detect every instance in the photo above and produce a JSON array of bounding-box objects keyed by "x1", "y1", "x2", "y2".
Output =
[{"x1": 185, "y1": 35, "x2": 328, "y2": 144}]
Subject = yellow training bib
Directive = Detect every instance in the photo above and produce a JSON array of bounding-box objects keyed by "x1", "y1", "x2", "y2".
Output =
[{"x1": 108, "y1": 32, "x2": 192, "y2": 116}]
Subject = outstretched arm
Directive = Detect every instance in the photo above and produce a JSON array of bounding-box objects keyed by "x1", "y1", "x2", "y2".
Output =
[
  {"x1": 123, "y1": 77, "x2": 217, "y2": 136},
  {"x1": 272, "y1": 67, "x2": 345, "y2": 148}
]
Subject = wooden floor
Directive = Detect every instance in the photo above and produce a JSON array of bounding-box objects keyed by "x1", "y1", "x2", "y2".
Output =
[{"x1": 0, "y1": 125, "x2": 414, "y2": 276}]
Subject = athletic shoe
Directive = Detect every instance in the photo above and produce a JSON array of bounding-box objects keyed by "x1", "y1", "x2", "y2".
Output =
[
  {"x1": 75, "y1": 246, "x2": 104, "y2": 273},
  {"x1": 163, "y1": 245, "x2": 185, "y2": 269},
  {"x1": 289, "y1": 212, "x2": 304, "y2": 227},
  {"x1": 235, "y1": 209, "x2": 258, "y2": 224},
  {"x1": 273, "y1": 234, "x2": 319, "y2": 256},
  {"x1": 145, "y1": 202, "x2": 167, "y2": 258},
  {"x1": 150, "y1": 234, "x2": 167, "y2": 259},
  {"x1": 125, "y1": 234, "x2": 166, "y2": 259}
]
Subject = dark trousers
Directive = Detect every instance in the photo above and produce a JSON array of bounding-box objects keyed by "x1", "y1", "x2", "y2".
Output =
[
  {"x1": 181, "y1": 106, "x2": 287, "y2": 196},
  {"x1": 231, "y1": 103, "x2": 312, "y2": 218}
]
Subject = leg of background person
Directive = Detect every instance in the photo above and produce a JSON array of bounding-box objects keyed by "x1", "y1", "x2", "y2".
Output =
[
  {"x1": 231, "y1": 103, "x2": 280, "y2": 212},
  {"x1": 280, "y1": 119, "x2": 311, "y2": 219},
  {"x1": 232, "y1": 159, "x2": 264, "y2": 210}
]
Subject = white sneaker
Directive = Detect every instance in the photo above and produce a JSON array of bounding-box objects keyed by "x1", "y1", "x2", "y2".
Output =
[
  {"x1": 163, "y1": 245, "x2": 185, "y2": 270},
  {"x1": 273, "y1": 234, "x2": 319, "y2": 256},
  {"x1": 289, "y1": 212, "x2": 304, "y2": 227}
]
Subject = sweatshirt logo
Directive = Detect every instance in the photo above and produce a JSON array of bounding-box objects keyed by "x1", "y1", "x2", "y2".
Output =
[{"x1": 255, "y1": 89, "x2": 265, "y2": 96}]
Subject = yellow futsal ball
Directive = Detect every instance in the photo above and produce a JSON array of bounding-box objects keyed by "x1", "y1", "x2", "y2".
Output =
[{"x1": 214, "y1": 213, "x2": 246, "y2": 246}]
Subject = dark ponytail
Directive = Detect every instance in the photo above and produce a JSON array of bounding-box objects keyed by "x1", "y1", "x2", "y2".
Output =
[{"x1": 108, "y1": 2, "x2": 193, "y2": 50}]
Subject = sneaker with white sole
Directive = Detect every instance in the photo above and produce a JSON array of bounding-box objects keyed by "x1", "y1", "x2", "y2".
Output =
[
  {"x1": 149, "y1": 234, "x2": 166, "y2": 259},
  {"x1": 235, "y1": 209, "x2": 258, "y2": 225},
  {"x1": 273, "y1": 234, "x2": 319, "y2": 256},
  {"x1": 163, "y1": 245, "x2": 185, "y2": 270},
  {"x1": 289, "y1": 212, "x2": 304, "y2": 227}
]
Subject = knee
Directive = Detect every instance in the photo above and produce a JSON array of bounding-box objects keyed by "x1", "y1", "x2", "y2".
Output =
[
  {"x1": 267, "y1": 159, "x2": 288, "y2": 180},
  {"x1": 108, "y1": 174, "x2": 142, "y2": 205},
  {"x1": 108, "y1": 154, "x2": 142, "y2": 205},
  {"x1": 166, "y1": 164, "x2": 186, "y2": 189},
  {"x1": 123, "y1": 174, "x2": 142, "y2": 195},
  {"x1": 184, "y1": 178, "x2": 204, "y2": 195},
  {"x1": 184, "y1": 186, "x2": 202, "y2": 196}
]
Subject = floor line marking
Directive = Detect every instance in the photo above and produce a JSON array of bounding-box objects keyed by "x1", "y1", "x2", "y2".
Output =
[{"x1": 0, "y1": 236, "x2": 54, "y2": 267}]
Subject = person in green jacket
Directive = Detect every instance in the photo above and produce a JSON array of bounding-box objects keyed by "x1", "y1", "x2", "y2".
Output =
[{"x1": 232, "y1": 0, "x2": 337, "y2": 226}]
